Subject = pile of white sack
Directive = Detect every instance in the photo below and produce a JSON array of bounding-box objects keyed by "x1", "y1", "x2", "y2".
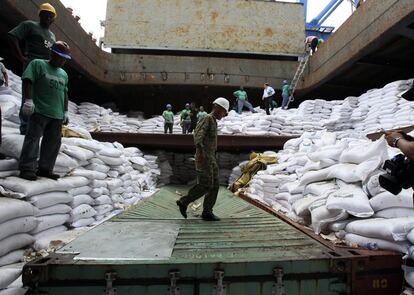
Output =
[
  {"x1": 236, "y1": 130, "x2": 414, "y2": 288},
  {"x1": 0, "y1": 68, "x2": 160, "y2": 293},
  {"x1": 152, "y1": 151, "x2": 248, "y2": 185}
]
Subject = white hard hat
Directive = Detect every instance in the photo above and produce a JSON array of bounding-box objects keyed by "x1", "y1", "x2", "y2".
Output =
[
  {"x1": 0, "y1": 57, "x2": 3, "y2": 61},
  {"x1": 213, "y1": 97, "x2": 229, "y2": 113}
]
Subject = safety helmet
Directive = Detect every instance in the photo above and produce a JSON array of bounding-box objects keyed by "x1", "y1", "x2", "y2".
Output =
[
  {"x1": 166, "y1": 104, "x2": 172, "y2": 109},
  {"x1": 51, "y1": 41, "x2": 71, "y2": 60},
  {"x1": 39, "y1": 3, "x2": 57, "y2": 18},
  {"x1": 0, "y1": 57, "x2": 4, "y2": 61},
  {"x1": 213, "y1": 97, "x2": 230, "y2": 113},
  {"x1": 283, "y1": 80, "x2": 288, "y2": 84},
  {"x1": 185, "y1": 103, "x2": 190, "y2": 107}
]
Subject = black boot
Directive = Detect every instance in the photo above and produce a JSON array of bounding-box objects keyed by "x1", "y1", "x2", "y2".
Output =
[
  {"x1": 176, "y1": 200, "x2": 188, "y2": 219},
  {"x1": 37, "y1": 169, "x2": 60, "y2": 180},
  {"x1": 201, "y1": 212, "x2": 220, "y2": 221},
  {"x1": 19, "y1": 170, "x2": 37, "y2": 181}
]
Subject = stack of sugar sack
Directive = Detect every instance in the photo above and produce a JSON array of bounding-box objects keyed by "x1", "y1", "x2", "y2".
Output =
[
  {"x1": 0, "y1": 198, "x2": 37, "y2": 266},
  {"x1": 0, "y1": 263, "x2": 27, "y2": 294},
  {"x1": 217, "y1": 153, "x2": 249, "y2": 185},
  {"x1": 153, "y1": 151, "x2": 173, "y2": 186},
  {"x1": 121, "y1": 146, "x2": 159, "y2": 205},
  {"x1": 137, "y1": 115, "x2": 181, "y2": 134},
  {"x1": 321, "y1": 98, "x2": 357, "y2": 131},
  {"x1": 0, "y1": 134, "x2": 81, "y2": 176},
  {"x1": 353, "y1": 79, "x2": 414, "y2": 134},
  {"x1": 217, "y1": 110, "x2": 251, "y2": 135},
  {"x1": 0, "y1": 176, "x2": 89, "y2": 251},
  {"x1": 228, "y1": 160, "x2": 249, "y2": 185},
  {"x1": 167, "y1": 153, "x2": 197, "y2": 184},
  {"x1": 73, "y1": 102, "x2": 142, "y2": 133}
]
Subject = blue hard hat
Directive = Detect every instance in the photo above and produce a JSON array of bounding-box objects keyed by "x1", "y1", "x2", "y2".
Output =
[
  {"x1": 283, "y1": 80, "x2": 288, "y2": 84},
  {"x1": 166, "y1": 104, "x2": 172, "y2": 109}
]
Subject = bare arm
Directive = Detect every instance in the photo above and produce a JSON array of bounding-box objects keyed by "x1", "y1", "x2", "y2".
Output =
[
  {"x1": 3, "y1": 71, "x2": 8, "y2": 87},
  {"x1": 385, "y1": 131, "x2": 414, "y2": 160},
  {"x1": 8, "y1": 35, "x2": 27, "y2": 64},
  {"x1": 22, "y1": 79, "x2": 32, "y2": 101},
  {"x1": 64, "y1": 90, "x2": 68, "y2": 112}
]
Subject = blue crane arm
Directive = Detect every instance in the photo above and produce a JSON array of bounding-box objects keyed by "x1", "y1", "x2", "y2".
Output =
[{"x1": 308, "y1": 0, "x2": 344, "y2": 26}]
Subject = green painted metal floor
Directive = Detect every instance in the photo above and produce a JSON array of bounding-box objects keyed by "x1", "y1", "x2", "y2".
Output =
[{"x1": 87, "y1": 185, "x2": 329, "y2": 263}]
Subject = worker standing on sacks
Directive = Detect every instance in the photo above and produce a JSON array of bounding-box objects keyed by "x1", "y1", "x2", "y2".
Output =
[
  {"x1": 8, "y1": 2, "x2": 57, "y2": 135},
  {"x1": 162, "y1": 104, "x2": 174, "y2": 134},
  {"x1": 262, "y1": 83, "x2": 275, "y2": 115},
  {"x1": 176, "y1": 97, "x2": 229, "y2": 221},
  {"x1": 180, "y1": 103, "x2": 192, "y2": 134},
  {"x1": 281, "y1": 80, "x2": 290, "y2": 109},
  {"x1": 18, "y1": 41, "x2": 71, "y2": 181}
]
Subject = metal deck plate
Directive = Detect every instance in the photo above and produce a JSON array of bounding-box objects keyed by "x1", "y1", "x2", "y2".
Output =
[{"x1": 56, "y1": 221, "x2": 179, "y2": 261}]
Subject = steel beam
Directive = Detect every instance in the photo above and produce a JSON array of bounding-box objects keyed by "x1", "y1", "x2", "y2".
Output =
[{"x1": 90, "y1": 133, "x2": 297, "y2": 151}]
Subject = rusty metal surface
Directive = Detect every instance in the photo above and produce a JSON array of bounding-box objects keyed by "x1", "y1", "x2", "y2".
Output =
[
  {"x1": 90, "y1": 132, "x2": 297, "y2": 151},
  {"x1": 300, "y1": 0, "x2": 414, "y2": 95},
  {"x1": 367, "y1": 125, "x2": 414, "y2": 141},
  {"x1": 238, "y1": 193, "x2": 403, "y2": 295},
  {"x1": 104, "y1": 0, "x2": 305, "y2": 55}
]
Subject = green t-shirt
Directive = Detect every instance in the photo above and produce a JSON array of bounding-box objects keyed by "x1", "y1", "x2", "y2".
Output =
[
  {"x1": 22, "y1": 59, "x2": 68, "y2": 120},
  {"x1": 180, "y1": 109, "x2": 191, "y2": 121},
  {"x1": 233, "y1": 90, "x2": 248, "y2": 101},
  {"x1": 282, "y1": 84, "x2": 289, "y2": 96},
  {"x1": 9, "y1": 20, "x2": 56, "y2": 60},
  {"x1": 197, "y1": 111, "x2": 208, "y2": 122},
  {"x1": 162, "y1": 110, "x2": 174, "y2": 124}
]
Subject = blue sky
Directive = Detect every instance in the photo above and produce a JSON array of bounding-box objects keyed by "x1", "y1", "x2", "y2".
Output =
[{"x1": 60, "y1": 0, "x2": 354, "y2": 43}]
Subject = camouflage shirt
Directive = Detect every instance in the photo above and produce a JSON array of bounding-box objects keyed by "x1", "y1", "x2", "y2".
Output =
[{"x1": 194, "y1": 114, "x2": 217, "y2": 163}]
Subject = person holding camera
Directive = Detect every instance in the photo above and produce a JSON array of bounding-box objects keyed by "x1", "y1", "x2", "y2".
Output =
[{"x1": 385, "y1": 132, "x2": 414, "y2": 160}]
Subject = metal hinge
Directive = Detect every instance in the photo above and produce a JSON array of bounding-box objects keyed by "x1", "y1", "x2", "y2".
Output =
[
  {"x1": 168, "y1": 271, "x2": 180, "y2": 295},
  {"x1": 272, "y1": 268, "x2": 285, "y2": 295},
  {"x1": 213, "y1": 270, "x2": 227, "y2": 295},
  {"x1": 104, "y1": 272, "x2": 117, "y2": 295}
]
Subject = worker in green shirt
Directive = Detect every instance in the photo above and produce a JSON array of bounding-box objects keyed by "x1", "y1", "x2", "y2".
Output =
[
  {"x1": 197, "y1": 106, "x2": 208, "y2": 123},
  {"x1": 281, "y1": 80, "x2": 290, "y2": 109},
  {"x1": 8, "y1": 2, "x2": 57, "y2": 135},
  {"x1": 162, "y1": 104, "x2": 174, "y2": 134},
  {"x1": 233, "y1": 86, "x2": 257, "y2": 114},
  {"x1": 177, "y1": 97, "x2": 229, "y2": 221},
  {"x1": 180, "y1": 103, "x2": 192, "y2": 134},
  {"x1": 19, "y1": 41, "x2": 71, "y2": 181}
]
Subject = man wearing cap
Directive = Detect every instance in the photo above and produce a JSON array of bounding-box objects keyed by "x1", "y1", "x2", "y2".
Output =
[
  {"x1": 180, "y1": 103, "x2": 192, "y2": 134},
  {"x1": 281, "y1": 80, "x2": 290, "y2": 109},
  {"x1": 19, "y1": 41, "x2": 71, "y2": 181},
  {"x1": 163, "y1": 104, "x2": 174, "y2": 134},
  {"x1": 8, "y1": 2, "x2": 57, "y2": 135},
  {"x1": 176, "y1": 97, "x2": 229, "y2": 221}
]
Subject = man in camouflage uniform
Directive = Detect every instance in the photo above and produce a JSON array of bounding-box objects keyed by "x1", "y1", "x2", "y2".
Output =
[{"x1": 177, "y1": 97, "x2": 229, "y2": 221}]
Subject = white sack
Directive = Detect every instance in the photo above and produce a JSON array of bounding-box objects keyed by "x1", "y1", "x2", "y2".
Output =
[
  {"x1": 0, "y1": 234, "x2": 34, "y2": 257},
  {"x1": 0, "y1": 216, "x2": 37, "y2": 241},
  {"x1": 0, "y1": 198, "x2": 37, "y2": 224}
]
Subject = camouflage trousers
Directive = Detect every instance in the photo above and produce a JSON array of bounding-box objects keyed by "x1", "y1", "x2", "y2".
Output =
[{"x1": 179, "y1": 160, "x2": 219, "y2": 214}]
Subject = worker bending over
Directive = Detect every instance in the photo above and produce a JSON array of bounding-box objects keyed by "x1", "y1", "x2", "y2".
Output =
[
  {"x1": 180, "y1": 103, "x2": 192, "y2": 134},
  {"x1": 162, "y1": 104, "x2": 174, "y2": 134},
  {"x1": 262, "y1": 83, "x2": 275, "y2": 115},
  {"x1": 8, "y1": 2, "x2": 57, "y2": 135},
  {"x1": 19, "y1": 41, "x2": 71, "y2": 181},
  {"x1": 233, "y1": 86, "x2": 257, "y2": 114},
  {"x1": 176, "y1": 97, "x2": 229, "y2": 221}
]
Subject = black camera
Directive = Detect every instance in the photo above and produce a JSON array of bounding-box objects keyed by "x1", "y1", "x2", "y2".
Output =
[{"x1": 379, "y1": 154, "x2": 414, "y2": 195}]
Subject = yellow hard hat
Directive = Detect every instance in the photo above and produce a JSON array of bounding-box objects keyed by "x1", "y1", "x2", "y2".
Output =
[{"x1": 39, "y1": 3, "x2": 57, "y2": 18}]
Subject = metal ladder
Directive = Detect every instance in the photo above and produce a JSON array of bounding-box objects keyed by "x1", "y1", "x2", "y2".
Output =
[{"x1": 287, "y1": 52, "x2": 310, "y2": 107}]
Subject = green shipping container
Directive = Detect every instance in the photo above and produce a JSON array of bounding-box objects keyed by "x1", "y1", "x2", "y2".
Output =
[{"x1": 23, "y1": 186, "x2": 403, "y2": 294}]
